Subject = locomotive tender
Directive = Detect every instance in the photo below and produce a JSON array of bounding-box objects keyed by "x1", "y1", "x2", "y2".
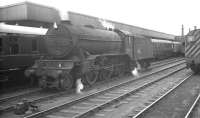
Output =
[
  {"x1": 185, "y1": 29, "x2": 200, "y2": 73},
  {"x1": 26, "y1": 23, "x2": 182, "y2": 89}
]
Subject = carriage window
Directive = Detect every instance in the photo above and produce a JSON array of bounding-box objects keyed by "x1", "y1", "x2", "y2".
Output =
[
  {"x1": 11, "y1": 44, "x2": 19, "y2": 54},
  {"x1": 32, "y1": 39, "x2": 38, "y2": 51},
  {"x1": 9, "y1": 36, "x2": 19, "y2": 54},
  {"x1": 0, "y1": 38, "x2": 2, "y2": 54}
]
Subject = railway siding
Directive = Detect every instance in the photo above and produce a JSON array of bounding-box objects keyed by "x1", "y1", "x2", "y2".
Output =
[
  {"x1": 24, "y1": 60, "x2": 185, "y2": 118},
  {"x1": 0, "y1": 58, "x2": 184, "y2": 118},
  {"x1": 25, "y1": 59, "x2": 184, "y2": 117},
  {"x1": 132, "y1": 73, "x2": 200, "y2": 118},
  {"x1": 185, "y1": 93, "x2": 200, "y2": 118},
  {"x1": 88, "y1": 68, "x2": 192, "y2": 118}
]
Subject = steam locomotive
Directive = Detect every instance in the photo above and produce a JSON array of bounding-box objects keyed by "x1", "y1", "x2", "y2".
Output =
[
  {"x1": 185, "y1": 29, "x2": 200, "y2": 73},
  {"x1": 25, "y1": 23, "x2": 183, "y2": 89}
]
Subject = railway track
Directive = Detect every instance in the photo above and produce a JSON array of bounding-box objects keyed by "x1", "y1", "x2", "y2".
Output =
[
  {"x1": 131, "y1": 75, "x2": 193, "y2": 118},
  {"x1": 0, "y1": 57, "x2": 184, "y2": 114},
  {"x1": 184, "y1": 93, "x2": 200, "y2": 118},
  {"x1": 0, "y1": 88, "x2": 76, "y2": 113},
  {"x1": 150, "y1": 57, "x2": 183, "y2": 69},
  {"x1": 151, "y1": 57, "x2": 181, "y2": 65},
  {"x1": 0, "y1": 87, "x2": 40, "y2": 103},
  {"x1": 23, "y1": 60, "x2": 186, "y2": 118},
  {"x1": 130, "y1": 72, "x2": 200, "y2": 118}
]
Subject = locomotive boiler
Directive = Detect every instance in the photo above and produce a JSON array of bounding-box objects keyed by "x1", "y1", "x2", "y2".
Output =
[
  {"x1": 26, "y1": 23, "x2": 153, "y2": 89},
  {"x1": 45, "y1": 24, "x2": 123, "y2": 59}
]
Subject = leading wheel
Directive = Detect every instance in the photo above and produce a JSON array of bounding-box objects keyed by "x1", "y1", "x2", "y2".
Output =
[
  {"x1": 84, "y1": 71, "x2": 98, "y2": 86},
  {"x1": 59, "y1": 73, "x2": 74, "y2": 90},
  {"x1": 38, "y1": 76, "x2": 46, "y2": 89}
]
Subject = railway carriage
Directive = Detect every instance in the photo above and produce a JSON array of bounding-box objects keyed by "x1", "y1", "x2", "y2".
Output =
[
  {"x1": 0, "y1": 24, "x2": 47, "y2": 86},
  {"x1": 26, "y1": 23, "x2": 182, "y2": 90},
  {"x1": 151, "y1": 39, "x2": 183, "y2": 59}
]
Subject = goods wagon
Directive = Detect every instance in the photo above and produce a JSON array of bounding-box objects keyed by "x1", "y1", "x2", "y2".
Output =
[
  {"x1": 185, "y1": 29, "x2": 200, "y2": 73},
  {"x1": 26, "y1": 23, "x2": 182, "y2": 89}
]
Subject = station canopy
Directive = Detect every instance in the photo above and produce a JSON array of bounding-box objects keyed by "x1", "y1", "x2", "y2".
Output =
[
  {"x1": 67, "y1": 12, "x2": 176, "y2": 40},
  {"x1": 0, "y1": 2, "x2": 61, "y2": 28},
  {"x1": 0, "y1": 2, "x2": 176, "y2": 41}
]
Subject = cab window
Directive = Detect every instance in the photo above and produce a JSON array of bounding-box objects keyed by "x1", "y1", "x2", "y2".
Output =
[{"x1": 0, "y1": 38, "x2": 2, "y2": 54}]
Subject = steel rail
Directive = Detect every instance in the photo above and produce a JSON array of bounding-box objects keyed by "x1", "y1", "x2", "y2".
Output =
[
  {"x1": 0, "y1": 59, "x2": 184, "y2": 114},
  {"x1": 0, "y1": 89, "x2": 76, "y2": 113},
  {"x1": 24, "y1": 61, "x2": 185, "y2": 118},
  {"x1": 132, "y1": 72, "x2": 193, "y2": 118},
  {"x1": 72, "y1": 65, "x2": 186, "y2": 118},
  {"x1": 184, "y1": 92, "x2": 200, "y2": 118},
  {"x1": 0, "y1": 88, "x2": 41, "y2": 103},
  {"x1": 151, "y1": 57, "x2": 182, "y2": 66},
  {"x1": 150, "y1": 58, "x2": 184, "y2": 69}
]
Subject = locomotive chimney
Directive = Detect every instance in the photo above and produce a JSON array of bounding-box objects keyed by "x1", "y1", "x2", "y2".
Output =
[
  {"x1": 181, "y1": 24, "x2": 184, "y2": 36},
  {"x1": 194, "y1": 26, "x2": 197, "y2": 30}
]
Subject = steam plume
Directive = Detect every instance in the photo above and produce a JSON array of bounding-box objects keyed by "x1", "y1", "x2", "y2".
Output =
[
  {"x1": 132, "y1": 68, "x2": 139, "y2": 77},
  {"x1": 98, "y1": 19, "x2": 115, "y2": 30},
  {"x1": 76, "y1": 78, "x2": 84, "y2": 94},
  {"x1": 132, "y1": 62, "x2": 141, "y2": 77}
]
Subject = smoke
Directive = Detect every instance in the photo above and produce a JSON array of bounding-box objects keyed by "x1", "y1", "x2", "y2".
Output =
[
  {"x1": 76, "y1": 78, "x2": 84, "y2": 94},
  {"x1": 53, "y1": 22, "x2": 58, "y2": 29},
  {"x1": 98, "y1": 19, "x2": 115, "y2": 30},
  {"x1": 132, "y1": 68, "x2": 139, "y2": 77},
  {"x1": 132, "y1": 62, "x2": 141, "y2": 77}
]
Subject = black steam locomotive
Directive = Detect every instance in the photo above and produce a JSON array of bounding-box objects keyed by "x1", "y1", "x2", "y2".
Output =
[{"x1": 25, "y1": 23, "x2": 183, "y2": 89}]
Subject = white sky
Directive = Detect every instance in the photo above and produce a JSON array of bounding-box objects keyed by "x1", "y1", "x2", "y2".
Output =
[{"x1": 1, "y1": 0, "x2": 200, "y2": 35}]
